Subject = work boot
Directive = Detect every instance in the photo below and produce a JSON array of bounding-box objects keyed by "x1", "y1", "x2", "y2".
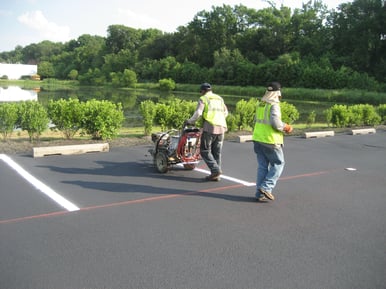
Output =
[
  {"x1": 256, "y1": 195, "x2": 268, "y2": 202},
  {"x1": 204, "y1": 171, "x2": 221, "y2": 181},
  {"x1": 259, "y1": 188, "x2": 275, "y2": 201}
]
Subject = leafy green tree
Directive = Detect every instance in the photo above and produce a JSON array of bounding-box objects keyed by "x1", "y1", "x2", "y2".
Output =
[
  {"x1": 121, "y1": 69, "x2": 137, "y2": 87},
  {"x1": 0, "y1": 2, "x2": 385, "y2": 89},
  {"x1": 183, "y1": 5, "x2": 246, "y2": 67},
  {"x1": 329, "y1": 0, "x2": 386, "y2": 82},
  {"x1": 247, "y1": 5, "x2": 293, "y2": 59},
  {"x1": 210, "y1": 48, "x2": 252, "y2": 85},
  {"x1": 139, "y1": 31, "x2": 176, "y2": 60},
  {"x1": 106, "y1": 25, "x2": 142, "y2": 54},
  {"x1": 71, "y1": 34, "x2": 105, "y2": 74},
  {"x1": 173, "y1": 60, "x2": 206, "y2": 83},
  {"x1": 38, "y1": 61, "x2": 55, "y2": 79},
  {"x1": 22, "y1": 41, "x2": 64, "y2": 63},
  {"x1": 67, "y1": 69, "x2": 78, "y2": 80},
  {"x1": 102, "y1": 49, "x2": 136, "y2": 74},
  {"x1": 0, "y1": 45, "x2": 23, "y2": 63},
  {"x1": 78, "y1": 68, "x2": 106, "y2": 85},
  {"x1": 0, "y1": 103, "x2": 19, "y2": 141},
  {"x1": 290, "y1": 1, "x2": 330, "y2": 57},
  {"x1": 110, "y1": 72, "x2": 122, "y2": 87}
]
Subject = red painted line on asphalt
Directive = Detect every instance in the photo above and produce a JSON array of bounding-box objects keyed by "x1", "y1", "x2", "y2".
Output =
[
  {"x1": 0, "y1": 184, "x2": 243, "y2": 225},
  {"x1": 80, "y1": 184, "x2": 243, "y2": 211},
  {"x1": 0, "y1": 210, "x2": 69, "y2": 224},
  {"x1": 0, "y1": 170, "x2": 336, "y2": 225},
  {"x1": 280, "y1": 170, "x2": 330, "y2": 181}
]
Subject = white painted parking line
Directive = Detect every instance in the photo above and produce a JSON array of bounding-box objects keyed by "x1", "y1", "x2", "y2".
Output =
[
  {"x1": 193, "y1": 167, "x2": 256, "y2": 187},
  {"x1": 0, "y1": 154, "x2": 80, "y2": 212}
]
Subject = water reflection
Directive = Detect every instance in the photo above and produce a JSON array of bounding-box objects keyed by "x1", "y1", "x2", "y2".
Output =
[{"x1": 0, "y1": 86, "x2": 38, "y2": 101}]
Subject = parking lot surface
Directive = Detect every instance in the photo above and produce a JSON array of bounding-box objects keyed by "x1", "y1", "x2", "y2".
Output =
[{"x1": 1, "y1": 131, "x2": 385, "y2": 289}]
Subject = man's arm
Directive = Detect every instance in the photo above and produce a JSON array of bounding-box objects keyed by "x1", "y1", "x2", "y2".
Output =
[
  {"x1": 187, "y1": 100, "x2": 204, "y2": 124},
  {"x1": 271, "y1": 104, "x2": 293, "y2": 133}
]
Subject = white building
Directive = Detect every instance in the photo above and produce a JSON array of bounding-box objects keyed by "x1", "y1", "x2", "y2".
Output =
[{"x1": 0, "y1": 63, "x2": 38, "y2": 80}]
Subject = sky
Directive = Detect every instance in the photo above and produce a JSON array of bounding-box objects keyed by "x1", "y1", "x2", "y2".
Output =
[{"x1": 0, "y1": 0, "x2": 352, "y2": 53}]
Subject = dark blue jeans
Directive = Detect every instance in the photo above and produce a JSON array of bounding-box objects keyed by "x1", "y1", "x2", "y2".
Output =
[{"x1": 200, "y1": 131, "x2": 224, "y2": 174}]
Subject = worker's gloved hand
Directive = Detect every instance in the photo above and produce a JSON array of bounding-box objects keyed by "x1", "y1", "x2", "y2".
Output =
[{"x1": 283, "y1": 124, "x2": 293, "y2": 133}]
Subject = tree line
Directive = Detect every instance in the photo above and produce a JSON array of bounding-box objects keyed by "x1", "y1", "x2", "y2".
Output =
[{"x1": 1, "y1": 0, "x2": 385, "y2": 91}]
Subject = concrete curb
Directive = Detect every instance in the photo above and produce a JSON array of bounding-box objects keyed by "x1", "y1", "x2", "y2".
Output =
[
  {"x1": 303, "y1": 131, "x2": 335, "y2": 138},
  {"x1": 33, "y1": 143, "x2": 109, "y2": 158},
  {"x1": 237, "y1": 135, "x2": 253, "y2": 143},
  {"x1": 236, "y1": 127, "x2": 378, "y2": 143},
  {"x1": 350, "y1": 128, "x2": 376, "y2": 135}
]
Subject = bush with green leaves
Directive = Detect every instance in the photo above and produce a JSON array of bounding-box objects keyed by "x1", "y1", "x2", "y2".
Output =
[
  {"x1": 225, "y1": 112, "x2": 238, "y2": 132},
  {"x1": 325, "y1": 104, "x2": 381, "y2": 127},
  {"x1": 158, "y1": 78, "x2": 176, "y2": 91},
  {"x1": 0, "y1": 102, "x2": 19, "y2": 141},
  {"x1": 324, "y1": 107, "x2": 333, "y2": 127},
  {"x1": 17, "y1": 101, "x2": 49, "y2": 142},
  {"x1": 324, "y1": 104, "x2": 350, "y2": 127},
  {"x1": 348, "y1": 104, "x2": 381, "y2": 126},
  {"x1": 231, "y1": 99, "x2": 299, "y2": 130},
  {"x1": 377, "y1": 104, "x2": 386, "y2": 124},
  {"x1": 280, "y1": 102, "x2": 300, "y2": 124},
  {"x1": 306, "y1": 111, "x2": 316, "y2": 128},
  {"x1": 171, "y1": 99, "x2": 197, "y2": 128},
  {"x1": 82, "y1": 99, "x2": 124, "y2": 140},
  {"x1": 233, "y1": 98, "x2": 256, "y2": 130},
  {"x1": 47, "y1": 98, "x2": 84, "y2": 139},
  {"x1": 154, "y1": 102, "x2": 173, "y2": 131},
  {"x1": 361, "y1": 104, "x2": 381, "y2": 126},
  {"x1": 139, "y1": 100, "x2": 156, "y2": 135},
  {"x1": 139, "y1": 99, "x2": 197, "y2": 134},
  {"x1": 154, "y1": 99, "x2": 196, "y2": 129}
]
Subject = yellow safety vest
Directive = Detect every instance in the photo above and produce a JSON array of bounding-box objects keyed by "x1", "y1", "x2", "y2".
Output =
[
  {"x1": 200, "y1": 92, "x2": 227, "y2": 128},
  {"x1": 252, "y1": 102, "x2": 283, "y2": 144}
]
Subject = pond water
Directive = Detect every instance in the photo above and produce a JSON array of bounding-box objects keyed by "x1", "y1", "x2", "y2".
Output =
[
  {"x1": 0, "y1": 86, "x2": 38, "y2": 101},
  {"x1": 1, "y1": 85, "x2": 328, "y2": 126}
]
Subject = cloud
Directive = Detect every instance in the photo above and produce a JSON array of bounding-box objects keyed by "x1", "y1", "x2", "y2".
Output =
[
  {"x1": 17, "y1": 10, "x2": 71, "y2": 42},
  {"x1": 117, "y1": 8, "x2": 161, "y2": 29}
]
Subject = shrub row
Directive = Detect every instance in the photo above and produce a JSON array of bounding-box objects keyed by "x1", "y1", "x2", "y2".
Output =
[
  {"x1": 139, "y1": 98, "x2": 300, "y2": 135},
  {"x1": 139, "y1": 99, "x2": 198, "y2": 135},
  {"x1": 324, "y1": 104, "x2": 383, "y2": 128},
  {"x1": 0, "y1": 99, "x2": 124, "y2": 142},
  {"x1": 225, "y1": 100, "x2": 383, "y2": 130}
]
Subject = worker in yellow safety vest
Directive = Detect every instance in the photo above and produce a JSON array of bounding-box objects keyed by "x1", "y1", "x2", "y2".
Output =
[
  {"x1": 252, "y1": 81, "x2": 293, "y2": 202},
  {"x1": 186, "y1": 83, "x2": 228, "y2": 181}
]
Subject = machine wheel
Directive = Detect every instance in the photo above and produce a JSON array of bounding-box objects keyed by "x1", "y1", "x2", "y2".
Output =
[
  {"x1": 154, "y1": 151, "x2": 169, "y2": 173},
  {"x1": 183, "y1": 164, "x2": 196, "y2": 170}
]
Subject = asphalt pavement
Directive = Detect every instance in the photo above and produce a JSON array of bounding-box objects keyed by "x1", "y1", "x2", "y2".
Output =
[{"x1": 1, "y1": 130, "x2": 385, "y2": 289}]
